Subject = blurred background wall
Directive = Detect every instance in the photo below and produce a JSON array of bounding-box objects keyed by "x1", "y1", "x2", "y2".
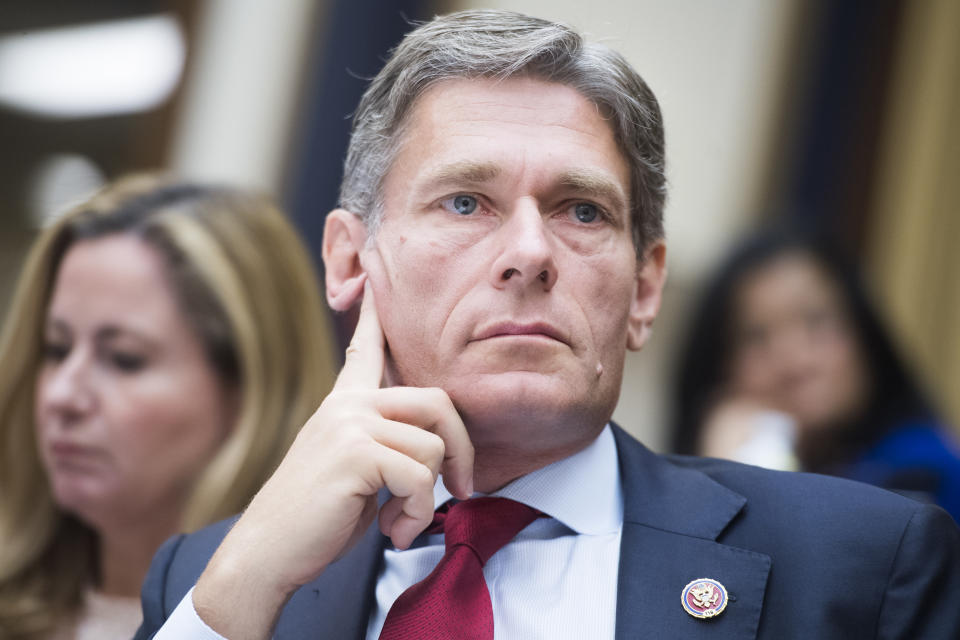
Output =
[{"x1": 0, "y1": 0, "x2": 956, "y2": 451}]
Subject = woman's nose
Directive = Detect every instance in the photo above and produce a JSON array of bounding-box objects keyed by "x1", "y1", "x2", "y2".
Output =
[{"x1": 39, "y1": 349, "x2": 96, "y2": 420}]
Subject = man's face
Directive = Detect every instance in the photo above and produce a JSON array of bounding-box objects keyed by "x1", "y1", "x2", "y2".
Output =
[{"x1": 354, "y1": 77, "x2": 664, "y2": 457}]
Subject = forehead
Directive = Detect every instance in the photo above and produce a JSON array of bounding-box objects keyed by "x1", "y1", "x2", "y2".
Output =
[
  {"x1": 49, "y1": 235, "x2": 181, "y2": 327},
  {"x1": 736, "y1": 252, "x2": 842, "y2": 317},
  {"x1": 382, "y1": 76, "x2": 630, "y2": 208}
]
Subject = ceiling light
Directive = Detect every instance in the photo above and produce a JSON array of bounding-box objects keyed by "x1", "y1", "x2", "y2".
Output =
[{"x1": 0, "y1": 14, "x2": 185, "y2": 119}]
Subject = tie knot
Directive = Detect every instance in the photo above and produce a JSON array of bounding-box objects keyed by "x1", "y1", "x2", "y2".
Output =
[{"x1": 434, "y1": 497, "x2": 539, "y2": 565}]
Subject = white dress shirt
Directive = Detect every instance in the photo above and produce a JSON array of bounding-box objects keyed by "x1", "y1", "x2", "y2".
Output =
[{"x1": 156, "y1": 425, "x2": 623, "y2": 639}]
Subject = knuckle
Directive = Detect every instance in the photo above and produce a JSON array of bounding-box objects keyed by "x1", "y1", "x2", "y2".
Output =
[
  {"x1": 341, "y1": 425, "x2": 372, "y2": 448},
  {"x1": 412, "y1": 463, "x2": 435, "y2": 490},
  {"x1": 424, "y1": 433, "x2": 446, "y2": 460},
  {"x1": 411, "y1": 500, "x2": 434, "y2": 522},
  {"x1": 427, "y1": 386, "x2": 448, "y2": 400},
  {"x1": 425, "y1": 387, "x2": 452, "y2": 408},
  {"x1": 331, "y1": 418, "x2": 378, "y2": 453},
  {"x1": 437, "y1": 388, "x2": 457, "y2": 411},
  {"x1": 323, "y1": 388, "x2": 368, "y2": 410}
]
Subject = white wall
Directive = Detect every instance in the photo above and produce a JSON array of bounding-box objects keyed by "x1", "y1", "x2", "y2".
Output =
[
  {"x1": 450, "y1": 0, "x2": 798, "y2": 449},
  {"x1": 167, "y1": 0, "x2": 321, "y2": 194}
]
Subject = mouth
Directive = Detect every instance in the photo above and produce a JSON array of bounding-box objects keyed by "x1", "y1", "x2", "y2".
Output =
[
  {"x1": 471, "y1": 321, "x2": 568, "y2": 345},
  {"x1": 49, "y1": 440, "x2": 99, "y2": 461}
]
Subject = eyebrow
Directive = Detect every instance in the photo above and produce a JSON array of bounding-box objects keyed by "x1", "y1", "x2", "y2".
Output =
[
  {"x1": 421, "y1": 161, "x2": 502, "y2": 189},
  {"x1": 46, "y1": 316, "x2": 156, "y2": 348},
  {"x1": 98, "y1": 322, "x2": 166, "y2": 349},
  {"x1": 97, "y1": 326, "x2": 136, "y2": 341},
  {"x1": 45, "y1": 318, "x2": 71, "y2": 338},
  {"x1": 415, "y1": 162, "x2": 629, "y2": 218},
  {"x1": 557, "y1": 169, "x2": 629, "y2": 214}
]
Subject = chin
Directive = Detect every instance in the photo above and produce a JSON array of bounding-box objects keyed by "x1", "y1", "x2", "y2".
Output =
[
  {"x1": 53, "y1": 495, "x2": 101, "y2": 528},
  {"x1": 50, "y1": 475, "x2": 111, "y2": 518},
  {"x1": 448, "y1": 373, "x2": 615, "y2": 448},
  {"x1": 451, "y1": 371, "x2": 575, "y2": 409}
]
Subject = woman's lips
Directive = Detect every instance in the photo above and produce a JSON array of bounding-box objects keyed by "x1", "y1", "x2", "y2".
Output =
[{"x1": 48, "y1": 440, "x2": 101, "y2": 467}]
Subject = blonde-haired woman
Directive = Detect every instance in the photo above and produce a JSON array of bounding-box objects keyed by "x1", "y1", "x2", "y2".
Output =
[{"x1": 0, "y1": 176, "x2": 337, "y2": 639}]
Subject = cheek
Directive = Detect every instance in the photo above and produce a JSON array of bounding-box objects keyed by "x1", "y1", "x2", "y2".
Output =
[
  {"x1": 373, "y1": 235, "x2": 479, "y2": 337},
  {"x1": 107, "y1": 374, "x2": 229, "y2": 485},
  {"x1": 820, "y1": 336, "x2": 869, "y2": 401},
  {"x1": 730, "y1": 349, "x2": 776, "y2": 395},
  {"x1": 553, "y1": 224, "x2": 624, "y2": 260},
  {"x1": 580, "y1": 256, "x2": 635, "y2": 351},
  {"x1": 33, "y1": 371, "x2": 54, "y2": 467},
  {"x1": 382, "y1": 229, "x2": 478, "y2": 292},
  {"x1": 33, "y1": 368, "x2": 52, "y2": 426},
  {"x1": 822, "y1": 332, "x2": 860, "y2": 377}
]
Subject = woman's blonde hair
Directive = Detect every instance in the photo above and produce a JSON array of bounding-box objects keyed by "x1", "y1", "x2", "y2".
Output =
[{"x1": 0, "y1": 175, "x2": 337, "y2": 638}]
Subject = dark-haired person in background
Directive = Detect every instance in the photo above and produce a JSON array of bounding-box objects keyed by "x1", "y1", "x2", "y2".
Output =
[
  {"x1": 673, "y1": 226, "x2": 960, "y2": 521},
  {"x1": 137, "y1": 11, "x2": 960, "y2": 640}
]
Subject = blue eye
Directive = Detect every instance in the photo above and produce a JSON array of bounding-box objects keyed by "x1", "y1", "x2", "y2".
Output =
[
  {"x1": 574, "y1": 203, "x2": 598, "y2": 223},
  {"x1": 450, "y1": 195, "x2": 477, "y2": 215}
]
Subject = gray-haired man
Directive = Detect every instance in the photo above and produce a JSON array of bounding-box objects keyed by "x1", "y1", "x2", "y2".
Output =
[{"x1": 137, "y1": 10, "x2": 960, "y2": 639}]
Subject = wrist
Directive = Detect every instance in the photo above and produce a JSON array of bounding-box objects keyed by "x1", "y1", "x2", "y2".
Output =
[{"x1": 192, "y1": 535, "x2": 297, "y2": 640}]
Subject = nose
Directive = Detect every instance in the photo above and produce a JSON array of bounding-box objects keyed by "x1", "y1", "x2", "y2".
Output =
[
  {"x1": 489, "y1": 200, "x2": 558, "y2": 291},
  {"x1": 39, "y1": 348, "x2": 96, "y2": 423},
  {"x1": 768, "y1": 323, "x2": 819, "y2": 379}
]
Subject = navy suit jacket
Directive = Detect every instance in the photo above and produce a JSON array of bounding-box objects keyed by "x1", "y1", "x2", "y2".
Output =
[{"x1": 135, "y1": 426, "x2": 960, "y2": 638}]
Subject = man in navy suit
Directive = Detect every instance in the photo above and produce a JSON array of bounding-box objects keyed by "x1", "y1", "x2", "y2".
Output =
[{"x1": 136, "y1": 10, "x2": 960, "y2": 639}]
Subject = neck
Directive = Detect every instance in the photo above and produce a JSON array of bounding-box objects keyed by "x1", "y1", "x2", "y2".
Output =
[
  {"x1": 470, "y1": 424, "x2": 606, "y2": 493},
  {"x1": 96, "y1": 516, "x2": 179, "y2": 597}
]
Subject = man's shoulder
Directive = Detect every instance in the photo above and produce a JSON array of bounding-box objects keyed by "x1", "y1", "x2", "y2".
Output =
[
  {"x1": 672, "y1": 448, "x2": 940, "y2": 536},
  {"x1": 670, "y1": 451, "x2": 920, "y2": 511},
  {"x1": 615, "y1": 424, "x2": 924, "y2": 515},
  {"x1": 171, "y1": 516, "x2": 236, "y2": 568},
  {"x1": 612, "y1": 424, "x2": 952, "y2": 545},
  {"x1": 612, "y1": 428, "x2": 960, "y2": 637},
  {"x1": 650, "y1": 445, "x2": 960, "y2": 571}
]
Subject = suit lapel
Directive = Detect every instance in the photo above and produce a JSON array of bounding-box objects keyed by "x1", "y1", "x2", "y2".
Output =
[
  {"x1": 270, "y1": 428, "x2": 770, "y2": 639},
  {"x1": 612, "y1": 427, "x2": 770, "y2": 639},
  {"x1": 275, "y1": 523, "x2": 387, "y2": 639}
]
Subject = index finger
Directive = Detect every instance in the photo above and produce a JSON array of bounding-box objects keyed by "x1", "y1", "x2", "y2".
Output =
[{"x1": 334, "y1": 279, "x2": 385, "y2": 390}]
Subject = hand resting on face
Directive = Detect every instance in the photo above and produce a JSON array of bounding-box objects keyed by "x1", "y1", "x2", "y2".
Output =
[{"x1": 192, "y1": 281, "x2": 475, "y2": 640}]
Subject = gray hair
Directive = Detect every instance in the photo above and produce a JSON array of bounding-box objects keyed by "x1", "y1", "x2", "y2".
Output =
[{"x1": 339, "y1": 9, "x2": 666, "y2": 257}]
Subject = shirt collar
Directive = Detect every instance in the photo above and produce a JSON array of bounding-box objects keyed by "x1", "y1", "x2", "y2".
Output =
[{"x1": 434, "y1": 424, "x2": 623, "y2": 535}]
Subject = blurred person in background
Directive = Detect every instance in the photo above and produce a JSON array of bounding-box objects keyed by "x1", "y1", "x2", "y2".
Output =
[
  {"x1": 673, "y1": 226, "x2": 960, "y2": 521},
  {"x1": 0, "y1": 176, "x2": 336, "y2": 640}
]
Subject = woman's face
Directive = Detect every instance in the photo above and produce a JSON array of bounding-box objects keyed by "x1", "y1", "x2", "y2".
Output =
[
  {"x1": 35, "y1": 235, "x2": 234, "y2": 532},
  {"x1": 727, "y1": 251, "x2": 869, "y2": 432}
]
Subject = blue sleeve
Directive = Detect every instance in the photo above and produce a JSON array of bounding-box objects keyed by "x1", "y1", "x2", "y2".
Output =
[
  {"x1": 847, "y1": 424, "x2": 960, "y2": 522},
  {"x1": 133, "y1": 533, "x2": 186, "y2": 640}
]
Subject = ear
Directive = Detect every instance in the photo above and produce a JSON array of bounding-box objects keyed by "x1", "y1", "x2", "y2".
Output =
[
  {"x1": 626, "y1": 240, "x2": 667, "y2": 351},
  {"x1": 322, "y1": 208, "x2": 369, "y2": 311}
]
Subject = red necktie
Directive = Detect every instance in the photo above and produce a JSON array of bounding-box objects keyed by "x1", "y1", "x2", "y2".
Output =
[{"x1": 378, "y1": 497, "x2": 540, "y2": 640}]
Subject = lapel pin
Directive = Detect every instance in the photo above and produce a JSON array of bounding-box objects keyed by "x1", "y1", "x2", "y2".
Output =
[{"x1": 681, "y1": 578, "x2": 728, "y2": 619}]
